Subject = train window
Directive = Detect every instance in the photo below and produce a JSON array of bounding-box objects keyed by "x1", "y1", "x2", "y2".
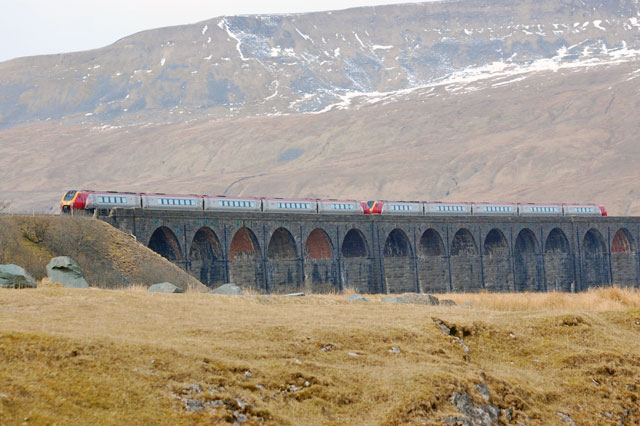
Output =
[{"x1": 64, "y1": 191, "x2": 76, "y2": 201}]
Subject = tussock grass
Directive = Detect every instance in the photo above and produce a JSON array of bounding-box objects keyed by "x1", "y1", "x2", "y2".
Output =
[{"x1": 1, "y1": 286, "x2": 639, "y2": 425}]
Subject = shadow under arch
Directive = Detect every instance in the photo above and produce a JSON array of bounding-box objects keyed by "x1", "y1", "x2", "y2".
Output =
[
  {"x1": 228, "y1": 227, "x2": 264, "y2": 291},
  {"x1": 450, "y1": 228, "x2": 481, "y2": 292},
  {"x1": 418, "y1": 228, "x2": 448, "y2": 293},
  {"x1": 544, "y1": 228, "x2": 573, "y2": 292},
  {"x1": 514, "y1": 228, "x2": 542, "y2": 292},
  {"x1": 582, "y1": 228, "x2": 609, "y2": 289},
  {"x1": 611, "y1": 227, "x2": 637, "y2": 287},
  {"x1": 340, "y1": 228, "x2": 374, "y2": 293},
  {"x1": 189, "y1": 227, "x2": 224, "y2": 287},
  {"x1": 304, "y1": 228, "x2": 337, "y2": 291},
  {"x1": 267, "y1": 227, "x2": 301, "y2": 291},
  {"x1": 483, "y1": 228, "x2": 511, "y2": 292},
  {"x1": 148, "y1": 226, "x2": 182, "y2": 261},
  {"x1": 383, "y1": 228, "x2": 415, "y2": 293}
]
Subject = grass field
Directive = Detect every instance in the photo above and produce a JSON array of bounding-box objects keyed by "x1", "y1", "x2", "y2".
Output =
[{"x1": 0, "y1": 285, "x2": 639, "y2": 425}]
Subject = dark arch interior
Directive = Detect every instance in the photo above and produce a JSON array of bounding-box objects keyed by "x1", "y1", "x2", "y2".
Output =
[
  {"x1": 583, "y1": 229, "x2": 606, "y2": 254},
  {"x1": 484, "y1": 229, "x2": 508, "y2": 256},
  {"x1": 148, "y1": 227, "x2": 181, "y2": 261},
  {"x1": 451, "y1": 229, "x2": 477, "y2": 256},
  {"x1": 229, "y1": 227, "x2": 260, "y2": 260},
  {"x1": 267, "y1": 228, "x2": 297, "y2": 259},
  {"x1": 384, "y1": 229, "x2": 411, "y2": 257},
  {"x1": 515, "y1": 229, "x2": 538, "y2": 254},
  {"x1": 545, "y1": 228, "x2": 570, "y2": 253},
  {"x1": 612, "y1": 228, "x2": 634, "y2": 253},
  {"x1": 419, "y1": 229, "x2": 445, "y2": 256},
  {"x1": 342, "y1": 229, "x2": 367, "y2": 258},
  {"x1": 305, "y1": 228, "x2": 332, "y2": 259},
  {"x1": 189, "y1": 227, "x2": 223, "y2": 286}
]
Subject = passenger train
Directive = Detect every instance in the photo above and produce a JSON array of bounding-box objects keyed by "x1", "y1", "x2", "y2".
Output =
[{"x1": 60, "y1": 190, "x2": 608, "y2": 217}]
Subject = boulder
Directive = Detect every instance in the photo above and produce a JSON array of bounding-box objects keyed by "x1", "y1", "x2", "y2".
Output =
[
  {"x1": 401, "y1": 293, "x2": 440, "y2": 306},
  {"x1": 46, "y1": 256, "x2": 88, "y2": 288},
  {"x1": 439, "y1": 299, "x2": 457, "y2": 307},
  {"x1": 0, "y1": 264, "x2": 36, "y2": 288},
  {"x1": 283, "y1": 292, "x2": 305, "y2": 297},
  {"x1": 209, "y1": 283, "x2": 244, "y2": 296},
  {"x1": 148, "y1": 282, "x2": 184, "y2": 293},
  {"x1": 381, "y1": 296, "x2": 406, "y2": 304},
  {"x1": 346, "y1": 294, "x2": 369, "y2": 302}
]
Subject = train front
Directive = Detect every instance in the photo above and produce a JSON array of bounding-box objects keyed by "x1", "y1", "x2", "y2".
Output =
[{"x1": 60, "y1": 190, "x2": 89, "y2": 213}]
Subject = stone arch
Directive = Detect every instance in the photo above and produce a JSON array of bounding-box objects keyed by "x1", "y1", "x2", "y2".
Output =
[
  {"x1": 483, "y1": 229, "x2": 512, "y2": 292},
  {"x1": 514, "y1": 229, "x2": 541, "y2": 292},
  {"x1": 304, "y1": 228, "x2": 336, "y2": 291},
  {"x1": 544, "y1": 228, "x2": 573, "y2": 292},
  {"x1": 267, "y1": 227, "x2": 301, "y2": 292},
  {"x1": 189, "y1": 227, "x2": 224, "y2": 287},
  {"x1": 611, "y1": 228, "x2": 637, "y2": 287},
  {"x1": 228, "y1": 227, "x2": 264, "y2": 291},
  {"x1": 418, "y1": 229, "x2": 448, "y2": 293},
  {"x1": 450, "y1": 228, "x2": 482, "y2": 292},
  {"x1": 341, "y1": 228, "x2": 373, "y2": 293},
  {"x1": 148, "y1": 226, "x2": 182, "y2": 261},
  {"x1": 582, "y1": 228, "x2": 608, "y2": 288},
  {"x1": 383, "y1": 228, "x2": 415, "y2": 293}
]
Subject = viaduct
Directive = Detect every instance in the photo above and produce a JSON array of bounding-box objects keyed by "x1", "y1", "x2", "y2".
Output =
[{"x1": 98, "y1": 209, "x2": 640, "y2": 294}]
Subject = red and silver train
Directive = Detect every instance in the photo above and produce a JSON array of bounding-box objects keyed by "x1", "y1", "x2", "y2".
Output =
[{"x1": 60, "y1": 190, "x2": 607, "y2": 217}]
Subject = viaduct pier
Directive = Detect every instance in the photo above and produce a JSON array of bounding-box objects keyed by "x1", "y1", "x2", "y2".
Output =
[{"x1": 98, "y1": 209, "x2": 640, "y2": 293}]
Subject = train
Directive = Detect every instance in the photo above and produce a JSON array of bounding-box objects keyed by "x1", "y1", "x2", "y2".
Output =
[{"x1": 60, "y1": 189, "x2": 608, "y2": 217}]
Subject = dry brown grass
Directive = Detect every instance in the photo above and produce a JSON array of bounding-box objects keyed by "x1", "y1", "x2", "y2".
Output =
[{"x1": 0, "y1": 286, "x2": 638, "y2": 425}]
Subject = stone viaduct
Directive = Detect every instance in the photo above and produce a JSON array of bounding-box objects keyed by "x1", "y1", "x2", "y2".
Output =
[{"x1": 98, "y1": 209, "x2": 640, "y2": 294}]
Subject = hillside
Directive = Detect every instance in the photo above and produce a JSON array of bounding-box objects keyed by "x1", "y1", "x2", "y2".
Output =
[
  {"x1": 1, "y1": 0, "x2": 640, "y2": 215},
  {"x1": 0, "y1": 216, "x2": 205, "y2": 290},
  {"x1": 0, "y1": 287, "x2": 639, "y2": 424}
]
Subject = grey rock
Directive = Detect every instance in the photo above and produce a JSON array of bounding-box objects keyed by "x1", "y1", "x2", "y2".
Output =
[
  {"x1": 209, "y1": 283, "x2": 244, "y2": 295},
  {"x1": 474, "y1": 383, "x2": 490, "y2": 401},
  {"x1": 148, "y1": 282, "x2": 184, "y2": 293},
  {"x1": 183, "y1": 398, "x2": 204, "y2": 412},
  {"x1": 347, "y1": 294, "x2": 369, "y2": 302},
  {"x1": 401, "y1": 292, "x2": 440, "y2": 306},
  {"x1": 234, "y1": 412, "x2": 248, "y2": 424},
  {"x1": 451, "y1": 391, "x2": 499, "y2": 426},
  {"x1": 46, "y1": 256, "x2": 89, "y2": 288},
  {"x1": 440, "y1": 299, "x2": 457, "y2": 307},
  {"x1": 556, "y1": 412, "x2": 576, "y2": 425},
  {"x1": 461, "y1": 301, "x2": 476, "y2": 309},
  {"x1": 381, "y1": 296, "x2": 406, "y2": 304},
  {"x1": 0, "y1": 264, "x2": 36, "y2": 289},
  {"x1": 284, "y1": 292, "x2": 305, "y2": 297},
  {"x1": 321, "y1": 344, "x2": 335, "y2": 352},
  {"x1": 389, "y1": 346, "x2": 401, "y2": 354}
]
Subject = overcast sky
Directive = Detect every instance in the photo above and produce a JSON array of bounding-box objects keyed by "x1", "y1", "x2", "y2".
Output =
[{"x1": 0, "y1": 0, "x2": 431, "y2": 63}]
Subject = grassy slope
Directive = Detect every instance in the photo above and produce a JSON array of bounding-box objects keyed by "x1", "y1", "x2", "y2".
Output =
[
  {"x1": 0, "y1": 216, "x2": 205, "y2": 290},
  {"x1": 0, "y1": 287, "x2": 638, "y2": 425}
]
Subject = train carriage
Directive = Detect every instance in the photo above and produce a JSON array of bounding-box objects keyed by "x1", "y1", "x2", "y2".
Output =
[
  {"x1": 262, "y1": 198, "x2": 318, "y2": 214},
  {"x1": 424, "y1": 202, "x2": 472, "y2": 215},
  {"x1": 471, "y1": 202, "x2": 518, "y2": 216},
  {"x1": 85, "y1": 191, "x2": 141, "y2": 210},
  {"x1": 141, "y1": 193, "x2": 203, "y2": 210},
  {"x1": 317, "y1": 199, "x2": 364, "y2": 215},
  {"x1": 204, "y1": 195, "x2": 262, "y2": 212},
  {"x1": 378, "y1": 201, "x2": 423, "y2": 215},
  {"x1": 519, "y1": 203, "x2": 563, "y2": 216},
  {"x1": 563, "y1": 204, "x2": 607, "y2": 216}
]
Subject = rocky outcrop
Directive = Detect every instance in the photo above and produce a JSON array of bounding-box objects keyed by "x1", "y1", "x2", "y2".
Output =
[
  {"x1": 46, "y1": 256, "x2": 89, "y2": 288},
  {"x1": 0, "y1": 264, "x2": 36, "y2": 288},
  {"x1": 209, "y1": 283, "x2": 244, "y2": 296},
  {"x1": 148, "y1": 282, "x2": 185, "y2": 293}
]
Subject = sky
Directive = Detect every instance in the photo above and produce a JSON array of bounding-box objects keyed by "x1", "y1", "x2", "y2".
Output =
[{"x1": 0, "y1": 0, "x2": 430, "y2": 63}]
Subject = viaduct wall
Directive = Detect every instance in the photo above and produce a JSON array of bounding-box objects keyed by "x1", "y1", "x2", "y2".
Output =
[{"x1": 99, "y1": 209, "x2": 640, "y2": 294}]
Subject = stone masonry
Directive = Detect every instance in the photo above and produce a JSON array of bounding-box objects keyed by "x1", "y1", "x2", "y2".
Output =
[{"x1": 99, "y1": 209, "x2": 640, "y2": 293}]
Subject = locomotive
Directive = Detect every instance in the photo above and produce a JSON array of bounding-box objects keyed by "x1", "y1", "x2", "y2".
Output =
[{"x1": 60, "y1": 190, "x2": 608, "y2": 217}]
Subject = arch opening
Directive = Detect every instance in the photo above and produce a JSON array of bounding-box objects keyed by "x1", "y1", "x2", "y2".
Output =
[
  {"x1": 267, "y1": 228, "x2": 297, "y2": 260},
  {"x1": 189, "y1": 227, "x2": 224, "y2": 287},
  {"x1": 544, "y1": 228, "x2": 573, "y2": 292},
  {"x1": 483, "y1": 229, "x2": 511, "y2": 292},
  {"x1": 148, "y1": 226, "x2": 182, "y2": 261},
  {"x1": 305, "y1": 228, "x2": 332, "y2": 259},
  {"x1": 450, "y1": 229, "x2": 481, "y2": 292},
  {"x1": 341, "y1": 229, "x2": 374, "y2": 293},
  {"x1": 514, "y1": 229, "x2": 541, "y2": 292},
  {"x1": 304, "y1": 229, "x2": 336, "y2": 290},
  {"x1": 267, "y1": 227, "x2": 301, "y2": 291},
  {"x1": 418, "y1": 229, "x2": 448, "y2": 293},
  {"x1": 582, "y1": 228, "x2": 608, "y2": 289},
  {"x1": 383, "y1": 229, "x2": 414, "y2": 293},
  {"x1": 228, "y1": 227, "x2": 264, "y2": 291},
  {"x1": 611, "y1": 228, "x2": 637, "y2": 287}
]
